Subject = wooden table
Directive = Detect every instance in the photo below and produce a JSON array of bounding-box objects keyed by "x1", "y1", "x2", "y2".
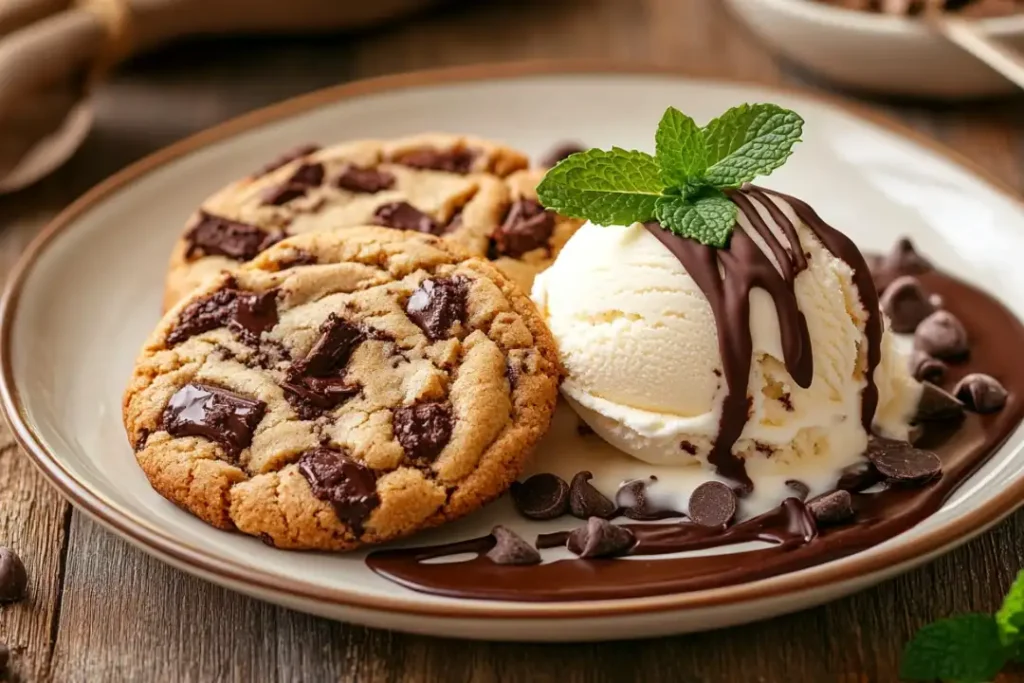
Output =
[{"x1": 2, "y1": 1, "x2": 1024, "y2": 680}]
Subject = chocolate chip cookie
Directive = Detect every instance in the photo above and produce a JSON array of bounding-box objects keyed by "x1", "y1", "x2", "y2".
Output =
[
  {"x1": 164, "y1": 134, "x2": 578, "y2": 309},
  {"x1": 126, "y1": 226, "x2": 561, "y2": 550}
]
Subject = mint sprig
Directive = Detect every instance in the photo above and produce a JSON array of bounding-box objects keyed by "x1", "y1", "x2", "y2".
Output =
[
  {"x1": 536, "y1": 103, "x2": 804, "y2": 248},
  {"x1": 901, "y1": 570, "x2": 1024, "y2": 682}
]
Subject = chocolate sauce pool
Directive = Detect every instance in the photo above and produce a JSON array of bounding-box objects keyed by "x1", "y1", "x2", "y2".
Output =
[{"x1": 367, "y1": 270, "x2": 1024, "y2": 601}]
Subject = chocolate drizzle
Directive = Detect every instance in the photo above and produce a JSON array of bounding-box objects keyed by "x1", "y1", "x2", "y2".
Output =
[
  {"x1": 365, "y1": 268, "x2": 1022, "y2": 602},
  {"x1": 643, "y1": 185, "x2": 881, "y2": 490}
]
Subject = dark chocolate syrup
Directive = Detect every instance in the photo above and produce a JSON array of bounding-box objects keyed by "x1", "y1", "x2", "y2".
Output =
[{"x1": 367, "y1": 270, "x2": 1024, "y2": 602}]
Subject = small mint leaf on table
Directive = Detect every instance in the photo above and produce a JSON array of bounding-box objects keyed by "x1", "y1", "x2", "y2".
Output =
[
  {"x1": 536, "y1": 147, "x2": 663, "y2": 226},
  {"x1": 655, "y1": 106, "x2": 706, "y2": 187},
  {"x1": 997, "y1": 569, "x2": 1024, "y2": 647},
  {"x1": 654, "y1": 190, "x2": 737, "y2": 249},
  {"x1": 900, "y1": 614, "x2": 1010, "y2": 682},
  {"x1": 702, "y1": 103, "x2": 804, "y2": 188}
]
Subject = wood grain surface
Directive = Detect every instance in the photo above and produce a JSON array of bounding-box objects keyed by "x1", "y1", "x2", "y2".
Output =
[{"x1": 2, "y1": 0, "x2": 1024, "y2": 680}]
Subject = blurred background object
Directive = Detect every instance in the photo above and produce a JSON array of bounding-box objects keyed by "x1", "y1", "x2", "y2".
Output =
[{"x1": 0, "y1": 0, "x2": 439, "y2": 191}]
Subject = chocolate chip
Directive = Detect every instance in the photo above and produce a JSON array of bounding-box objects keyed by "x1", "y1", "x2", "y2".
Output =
[
  {"x1": 185, "y1": 212, "x2": 280, "y2": 261},
  {"x1": 255, "y1": 143, "x2": 320, "y2": 176},
  {"x1": 0, "y1": 547, "x2": 27, "y2": 603},
  {"x1": 392, "y1": 147, "x2": 476, "y2": 174},
  {"x1": 569, "y1": 471, "x2": 616, "y2": 520},
  {"x1": 953, "y1": 373, "x2": 1008, "y2": 414},
  {"x1": 298, "y1": 447, "x2": 379, "y2": 530},
  {"x1": 567, "y1": 517, "x2": 635, "y2": 558},
  {"x1": 871, "y1": 237, "x2": 932, "y2": 294},
  {"x1": 909, "y1": 349, "x2": 947, "y2": 383},
  {"x1": 282, "y1": 376, "x2": 360, "y2": 418},
  {"x1": 680, "y1": 440, "x2": 698, "y2": 455},
  {"x1": 837, "y1": 463, "x2": 884, "y2": 493},
  {"x1": 866, "y1": 436, "x2": 942, "y2": 483},
  {"x1": 292, "y1": 314, "x2": 364, "y2": 378},
  {"x1": 167, "y1": 288, "x2": 237, "y2": 345},
  {"x1": 336, "y1": 164, "x2": 395, "y2": 193},
  {"x1": 372, "y1": 201, "x2": 440, "y2": 234},
  {"x1": 276, "y1": 249, "x2": 318, "y2": 269},
  {"x1": 540, "y1": 141, "x2": 586, "y2": 168},
  {"x1": 289, "y1": 162, "x2": 325, "y2": 188},
  {"x1": 915, "y1": 381, "x2": 965, "y2": 422},
  {"x1": 262, "y1": 183, "x2": 308, "y2": 206},
  {"x1": 486, "y1": 526, "x2": 541, "y2": 566},
  {"x1": 615, "y1": 478, "x2": 665, "y2": 520},
  {"x1": 880, "y1": 276, "x2": 936, "y2": 333},
  {"x1": 914, "y1": 310, "x2": 969, "y2": 360},
  {"x1": 785, "y1": 479, "x2": 810, "y2": 500},
  {"x1": 229, "y1": 290, "x2": 278, "y2": 345},
  {"x1": 510, "y1": 473, "x2": 570, "y2": 520},
  {"x1": 162, "y1": 383, "x2": 266, "y2": 458},
  {"x1": 806, "y1": 490, "x2": 854, "y2": 525},
  {"x1": 490, "y1": 200, "x2": 555, "y2": 258},
  {"x1": 406, "y1": 277, "x2": 468, "y2": 341},
  {"x1": 393, "y1": 402, "x2": 453, "y2": 462},
  {"x1": 687, "y1": 481, "x2": 737, "y2": 527}
]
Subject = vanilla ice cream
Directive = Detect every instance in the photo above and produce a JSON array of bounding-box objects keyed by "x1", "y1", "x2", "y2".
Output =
[{"x1": 532, "y1": 187, "x2": 921, "y2": 500}]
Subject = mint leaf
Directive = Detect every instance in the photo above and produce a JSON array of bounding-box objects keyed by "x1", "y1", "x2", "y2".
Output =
[
  {"x1": 655, "y1": 107, "x2": 706, "y2": 187},
  {"x1": 900, "y1": 614, "x2": 1010, "y2": 682},
  {"x1": 997, "y1": 570, "x2": 1024, "y2": 647},
  {"x1": 702, "y1": 104, "x2": 804, "y2": 188},
  {"x1": 654, "y1": 189, "x2": 737, "y2": 248},
  {"x1": 537, "y1": 147, "x2": 663, "y2": 226}
]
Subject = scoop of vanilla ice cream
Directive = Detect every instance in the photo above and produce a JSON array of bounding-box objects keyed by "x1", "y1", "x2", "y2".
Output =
[{"x1": 531, "y1": 196, "x2": 921, "y2": 486}]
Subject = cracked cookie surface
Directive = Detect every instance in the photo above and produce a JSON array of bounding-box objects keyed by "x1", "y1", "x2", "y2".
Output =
[
  {"x1": 127, "y1": 226, "x2": 561, "y2": 550},
  {"x1": 164, "y1": 134, "x2": 582, "y2": 308}
]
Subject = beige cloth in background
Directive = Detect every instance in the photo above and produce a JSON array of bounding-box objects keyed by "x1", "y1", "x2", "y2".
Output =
[{"x1": 0, "y1": 0, "x2": 438, "y2": 189}]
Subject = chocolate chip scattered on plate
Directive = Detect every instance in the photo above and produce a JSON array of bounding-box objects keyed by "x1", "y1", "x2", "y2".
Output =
[
  {"x1": 806, "y1": 490, "x2": 854, "y2": 525},
  {"x1": 914, "y1": 310, "x2": 969, "y2": 360},
  {"x1": 867, "y1": 437, "x2": 942, "y2": 484},
  {"x1": 510, "y1": 473, "x2": 570, "y2": 520},
  {"x1": 566, "y1": 517, "x2": 636, "y2": 559},
  {"x1": 953, "y1": 373, "x2": 1008, "y2": 414},
  {"x1": 880, "y1": 275, "x2": 936, "y2": 334},
  {"x1": 914, "y1": 381, "x2": 965, "y2": 422},
  {"x1": 687, "y1": 481, "x2": 737, "y2": 528},
  {"x1": 909, "y1": 349, "x2": 947, "y2": 384},
  {"x1": 569, "y1": 471, "x2": 616, "y2": 520},
  {"x1": 486, "y1": 526, "x2": 541, "y2": 566}
]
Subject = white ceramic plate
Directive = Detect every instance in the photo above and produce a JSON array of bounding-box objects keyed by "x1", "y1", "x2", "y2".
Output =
[{"x1": 4, "y1": 63, "x2": 1024, "y2": 642}]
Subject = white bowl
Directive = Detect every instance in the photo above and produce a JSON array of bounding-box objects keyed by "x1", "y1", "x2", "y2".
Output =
[{"x1": 725, "y1": 0, "x2": 1024, "y2": 98}]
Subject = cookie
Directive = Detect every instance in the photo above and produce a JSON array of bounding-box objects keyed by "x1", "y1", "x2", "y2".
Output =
[
  {"x1": 163, "y1": 134, "x2": 580, "y2": 309},
  {"x1": 489, "y1": 169, "x2": 584, "y2": 293},
  {"x1": 125, "y1": 226, "x2": 561, "y2": 551}
]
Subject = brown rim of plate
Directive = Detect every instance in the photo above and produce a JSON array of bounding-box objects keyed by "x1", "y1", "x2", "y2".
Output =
[{"x1": 1, "y1": 60, "x2": 1022, "y2": 621}]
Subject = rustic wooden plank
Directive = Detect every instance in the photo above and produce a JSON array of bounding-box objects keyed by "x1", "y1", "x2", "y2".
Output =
[
  {"x1": 19, "y1": 0, "x2": 1024, "y2": 681},
  {"x1": 0, "y1": 187, "x2": 75, "y2": 683}
]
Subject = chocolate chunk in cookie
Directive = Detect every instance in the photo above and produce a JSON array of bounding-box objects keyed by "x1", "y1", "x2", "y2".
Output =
[
  {"x1": 230, "y1": 290, "x2": 279, "y2": 345},
  {"x1": 392, "y1": 147, "x2": 476, "y2": 174},
  {"x1": 336, "y1": 165, "x2": 395, "y2": 193},
  {"x1": 406, "y1": 277, "x2": 467, "y2": 341},
  {"x1": 289, "y1": 163, "x2": 325, "y2": 188},
  {"x1": 393, "y1": 402, "x2": 453, "y2": 462},
  {"x1": 255, "y1": 143, "x2": 320, "y2": 176},
  {"x1": 373, "y1": 201, "x2": 440, "y2": 235},
  {"x1": 162, "y1": 383, "x2": 266, "y2": 458},
  {"x1": 185, "y1": 212, "x2": 280, "y2": 261},
  {"x1": 292, "y1": 314, "x2": 365, "y2": 377},
  {"x1": 298, "y1": 447, "x2": 379, "y2": 530},
  {"x1": 168, "y1": 288, "x2": 238, "y2": 345},
  {"x1": 491, "y1": 199, "x2": 555, "y2": 258}
]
